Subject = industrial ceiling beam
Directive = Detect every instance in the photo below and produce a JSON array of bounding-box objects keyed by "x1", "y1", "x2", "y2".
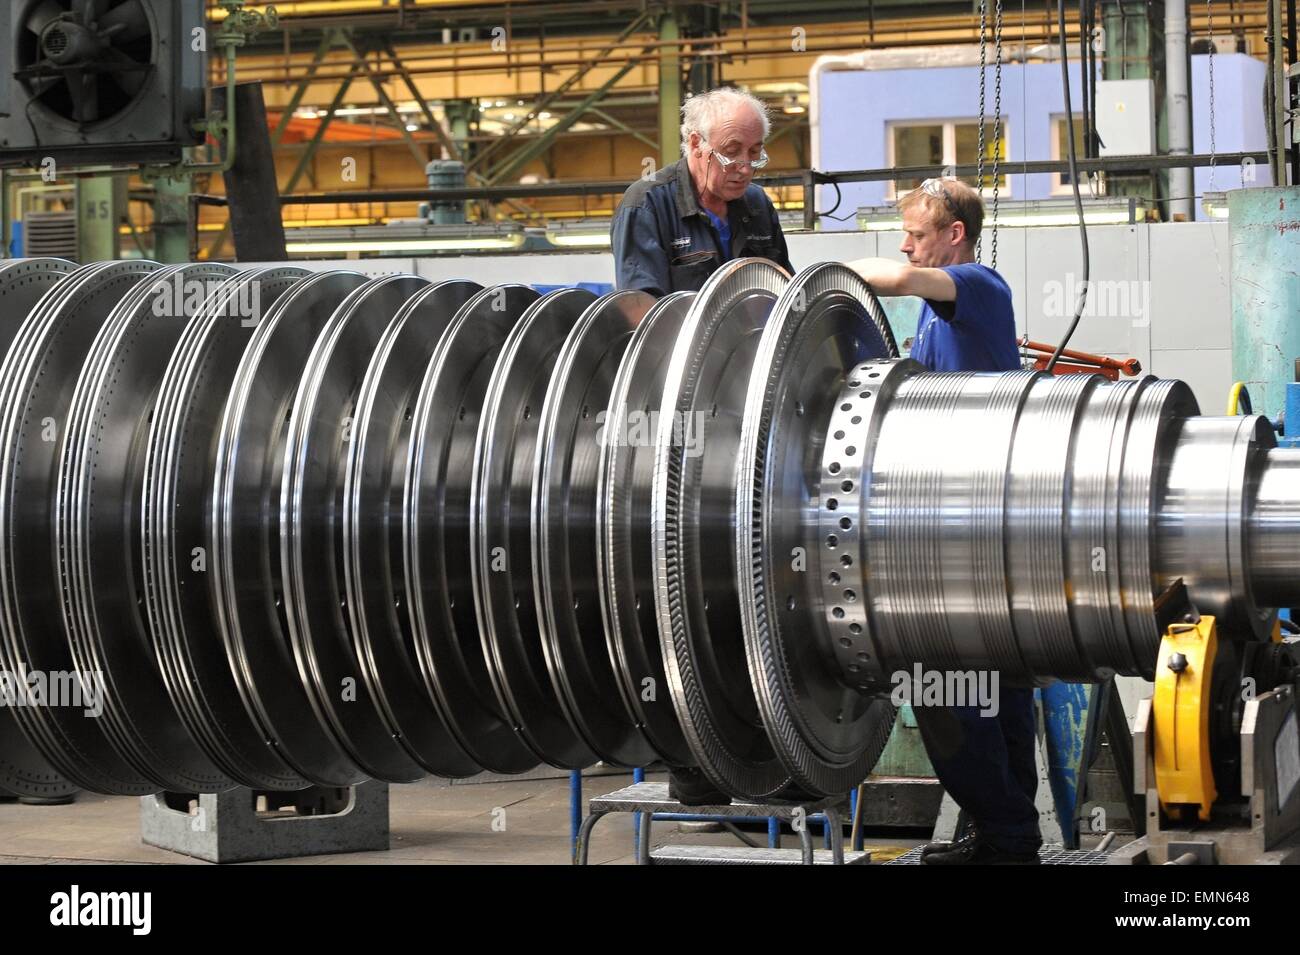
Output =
[
  {"x1": 585, "y1": 107, "x2": 658, "y2": 151},
  {"x1": 230, "y1": 3, "x2": 1266, "y2": 94},
  {"x1": 283, "y1": 73, "x2": 360, "y2": 194},
  {"x1": 221, "y1": 0, "x2": 979, "y2": 36},
  {"x1": 269, "y1": 30, "x2": 340, "y2": 147},
  {"x1": 484, "y1": 50, "x2": 651, "y2": 185},
  {"x1": 336, "y1": 30, "x2": 557, "y2": 223},
  {"x1": 465, "y1": 8, "x2": 655, "y2": 175},
  {"x1": 339, "y1": 31, "x2": 430, "y2": 168},
  {"x1": 378, "y1": 37, "x2": 463, "y2": 162}
]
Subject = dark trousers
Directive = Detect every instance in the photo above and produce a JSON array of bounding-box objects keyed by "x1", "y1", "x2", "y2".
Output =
[{"x1": 911, "y1": 686, "x2": 1042, "y2": 853}]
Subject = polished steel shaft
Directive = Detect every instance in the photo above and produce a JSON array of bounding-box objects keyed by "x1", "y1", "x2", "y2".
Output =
[
  {"x1": 1246, "y1": 447, "x2": 1300, "y2": 607},
  {"x1": 812, "y1": 362, "x2": 1287, "y2": 696}
]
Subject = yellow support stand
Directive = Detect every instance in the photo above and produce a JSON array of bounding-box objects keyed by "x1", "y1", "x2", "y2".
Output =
[{"x1": 1152, "y1": 616, "x2": 1218, "y2": 822}]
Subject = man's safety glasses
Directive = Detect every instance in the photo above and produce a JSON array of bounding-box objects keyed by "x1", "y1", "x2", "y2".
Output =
[
  {"x1": 704, "y1": 144, "x2": 770, "y2": 171},
  {"x1": 921, "y1": 177, "x2": 961, "y2": 217}
]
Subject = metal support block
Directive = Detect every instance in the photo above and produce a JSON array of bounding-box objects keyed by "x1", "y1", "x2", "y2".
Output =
[
  {"x1": 140, "y1": 783, "x2": 389, "y2": 864},
  {"x1": 855, "y1": 777, "x2": 944, "y2": 828},
  {"x1": 872, "y1": 704, "x2": 935, "y2": 776},
  {"x1": 1111, "y1": 681, "x2": 1300, "y2": 864},
  {"x1": 1165, "y1": 839, "x2": 1217, "y2": 865}
]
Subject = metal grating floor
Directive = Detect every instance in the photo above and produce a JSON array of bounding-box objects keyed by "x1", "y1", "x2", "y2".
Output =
[
  {"x1": 886, "y1": 845, "x2": 1111, "y2": 865},
  {"x1": 588, "y1": 781, "x2": 846, "y2": 817}
]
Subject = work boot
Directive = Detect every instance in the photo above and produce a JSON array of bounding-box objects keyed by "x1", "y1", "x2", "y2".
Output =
[
  {"x1": 920, "y1": 817, "x2": 977, "y2": 860},
  {"x1": 922, "y1": 832, "x2": 1041, "y2": 865},
  {"x1": 920, "y1": 828, "x2": 979, "y2": 861}
]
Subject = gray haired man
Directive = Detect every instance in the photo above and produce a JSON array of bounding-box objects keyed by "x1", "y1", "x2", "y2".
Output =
[{"x1": 611, "y1": 87, "x2": 794, "y2": 297}]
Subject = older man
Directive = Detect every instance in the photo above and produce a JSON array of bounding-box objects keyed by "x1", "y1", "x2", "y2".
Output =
[
  {"x1": 848, "y1": 178, "x2": 1039, "y2": 865},
  {"x1": 613, "y1": 87, "x2": 790, "y2": 806},
  {"x1": 611, "y1": 87, "x2": 793, "y2": 296}
]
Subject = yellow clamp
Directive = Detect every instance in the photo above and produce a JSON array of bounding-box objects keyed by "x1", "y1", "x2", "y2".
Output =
[{"x1": 1152, "y1": 615, "x2": 1218, "y2": 822}]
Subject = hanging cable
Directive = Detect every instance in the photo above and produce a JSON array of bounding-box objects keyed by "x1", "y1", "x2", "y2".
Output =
[
  {"x1": 1088, "y1": 0, "x2": 1099, "y2": 161},
  {"x1": 976, "y1": 0, "x2": 988, "y2": 263},
  {"x1": 818, "y1": 181, "x2": 859, "y2": 222},
  {"x1": 1078, "y1": 0, "x2": 1091, "y2": 159},
  {"x1": 1207, "y1": 0, "x2": 1218, "y2": 191},
  {"x1": 990, "y1": 0, "x2": 1004, "y2": 271},
  {"x1": 1044, "y1": 0, "x2": 1091, "y2": 375}
]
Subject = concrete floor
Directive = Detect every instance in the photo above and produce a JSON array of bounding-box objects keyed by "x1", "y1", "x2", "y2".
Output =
[{"x1": 0, "y1": 770, "x2": 926, "y2": 865}]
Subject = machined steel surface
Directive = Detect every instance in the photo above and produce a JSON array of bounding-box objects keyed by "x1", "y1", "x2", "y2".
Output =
[
  {"x1": 653, "y1": 260, "x2": 797, "y2": 800},
  {"x1": 59, "y1": 263, "x2": 238, "y2": 793},
  {"x1": 737, "y1": 262, "x2": 901, "y2": 797},
  {"x1": 405, "y1": 284, "x2": 541, "y2": 775},
  {"x1": 0, "y1": 259, "x2": 78, "y2": 800},
  {"x1": 782, "y1": 362, "x2": 1281, "y2": 692},
  {"x1": 345, "y1": 280, "x2": 483, "y2": 777},
  {"x1": 281, "y1": 274, "x2": 446, "y2": 781},
  {"x1": 597, "y1": 292, "x2": 695, "y2": 768},
  {"x1": 143, "y1": 268, "x2": 310, "y2": 792},
  {"x1": 533, "y1": 289, "x2": 658, "y2": 767},
  {"x1": 473, "y1": 287, "x2": 599, "y2": 769},
  {"x1": 0, "y1": 257, "x2": 1294, "y2": 802},
  {"x1": 213, "y1": 269, "x2": 373, "y2": 788},
  {"x1": 0, "y1": 261, "x2": 161, "y2": 795}
]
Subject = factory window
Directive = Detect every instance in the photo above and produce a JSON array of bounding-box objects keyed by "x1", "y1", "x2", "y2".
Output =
[
  {"x1": 888, "y1": 119, "x2": 1009, "y2": 199},
  {"x1": 1050, "y1": 115, "x2": 1097, "y2": 195}
]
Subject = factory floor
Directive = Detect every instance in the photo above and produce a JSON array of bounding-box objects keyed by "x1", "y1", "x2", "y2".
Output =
[{"x1": 0, "y1": 770, "x2": 928, "y2": 865}]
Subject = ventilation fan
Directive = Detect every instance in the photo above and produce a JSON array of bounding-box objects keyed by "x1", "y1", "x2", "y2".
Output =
[{"x1": 0, "y1": 0, "x2": 206, "y2": 167}]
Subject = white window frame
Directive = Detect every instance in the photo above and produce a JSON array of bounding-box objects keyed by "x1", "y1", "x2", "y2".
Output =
[{"x1": 886, "y1": 118, "x2": 1012, "y2": 202}]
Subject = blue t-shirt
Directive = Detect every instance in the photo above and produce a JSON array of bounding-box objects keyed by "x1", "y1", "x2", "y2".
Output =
[
  {"x1": 702, "y1": 208, "x2": 732, "y2": 257},
  {"x1": 910, "y1": 262, "x2": 1020, "y2": 372}
]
